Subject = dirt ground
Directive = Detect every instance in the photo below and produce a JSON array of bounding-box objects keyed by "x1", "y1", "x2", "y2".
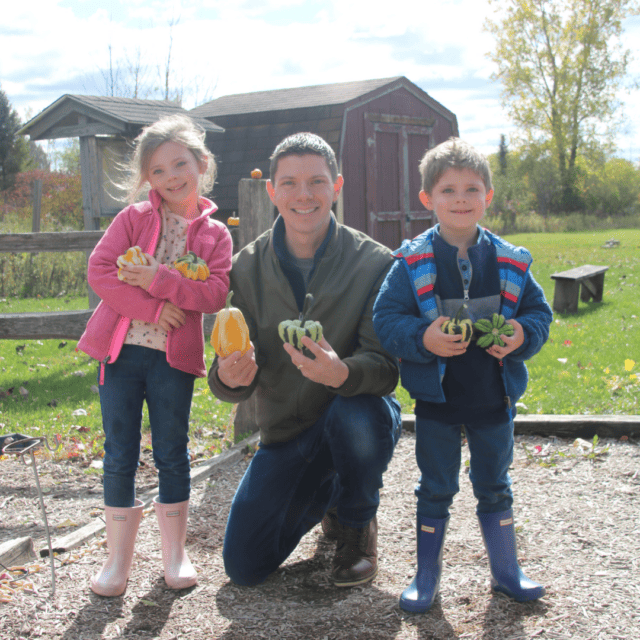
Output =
[{"x1": 1, "y1": 430, "x2": 639, "y2": 640}]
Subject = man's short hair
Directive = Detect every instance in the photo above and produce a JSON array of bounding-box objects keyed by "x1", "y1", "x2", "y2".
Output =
[
  {"x1": 419, "y1": 137, "x2": 493, "y2": 193},
  {"x1": 269, "y1": 132, "x2": 339, "y2": 182}
]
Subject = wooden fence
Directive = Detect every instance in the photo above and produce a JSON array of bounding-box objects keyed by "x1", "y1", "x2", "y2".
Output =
[{"x1": 0, "y1": 179, "x2": 274, "y2": 341}]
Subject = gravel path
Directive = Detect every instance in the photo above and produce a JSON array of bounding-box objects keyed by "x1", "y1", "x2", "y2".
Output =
[{"x1": 1, "y1": 430, "x2": 639, "y2": 639}]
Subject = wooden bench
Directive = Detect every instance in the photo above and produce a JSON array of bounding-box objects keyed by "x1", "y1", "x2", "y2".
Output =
[{"x1": 550, "y1": 265, "x2": 609, "y2": 313}]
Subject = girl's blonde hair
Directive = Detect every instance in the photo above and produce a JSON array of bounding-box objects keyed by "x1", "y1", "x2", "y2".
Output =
[{"x1": 124, "y1": 114, "x2": 217, "y2": 203}]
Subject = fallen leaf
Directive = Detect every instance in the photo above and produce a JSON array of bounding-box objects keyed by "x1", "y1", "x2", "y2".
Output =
[
  {"x1": 90, "y1": 385, "x2": 99, "y2": 394},
  {"x1": 72, "y1": 409, "x2": 87, "y2": 416},
  {"x1": 56, "y1": 518, "x2": 77, "y2": 529},
  {"x1": 19, "y1": 387, "x2": 29, "y2": 397},
  {"x1": 72, "y1": 371, "x2": 86, "y2": 377},
  {"x1": 141, "y1": 599, "x2": 160, "y2": 607}
]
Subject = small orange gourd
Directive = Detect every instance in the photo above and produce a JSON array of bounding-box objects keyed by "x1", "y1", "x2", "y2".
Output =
[
  {"x1": 211, "y1": 291, "x2": 251, "y2": 357},
  {"x1": 173, "y1": 251, "x2": 210, "y2": 281}
]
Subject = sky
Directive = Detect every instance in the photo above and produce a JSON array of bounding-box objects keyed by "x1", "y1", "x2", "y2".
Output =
[{"x1": 2, "y1": 0, "x2": 640, "y2": 160}]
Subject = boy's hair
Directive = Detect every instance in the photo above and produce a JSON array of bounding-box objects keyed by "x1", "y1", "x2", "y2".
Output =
[
  {"x1": 269, "y1": 132, "x2": 339, "y2": 182},
  {"x1": 124, "y1": 114, "x2": 217, "y2": 203},
  {"x1": 419, "y1": 137, "x2": 493, "y2": 193}
]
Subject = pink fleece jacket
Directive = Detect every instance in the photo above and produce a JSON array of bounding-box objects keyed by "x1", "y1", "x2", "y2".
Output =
[{"x1": 77, "y1": 190, "x2": 232, "y2": 378}]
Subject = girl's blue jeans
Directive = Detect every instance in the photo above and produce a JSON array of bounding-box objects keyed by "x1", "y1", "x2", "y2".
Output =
[
  {"x1": 415, "y1": 415, "x2": 514, "y2": 519},
  {"x1": 98, "y1": 344, "x2": 195, "y2": 508},
  {"x1": 223, "y1": 394, "x2": 402, "y2": 586}
]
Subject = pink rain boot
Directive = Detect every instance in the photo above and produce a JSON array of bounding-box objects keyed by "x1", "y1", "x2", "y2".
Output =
[
  {"x1": 90, "y1": 499, "x2": 144, "y2": 597},
  {"x1": 153, "y1": 498, "x2": 197, "y2": 589}
]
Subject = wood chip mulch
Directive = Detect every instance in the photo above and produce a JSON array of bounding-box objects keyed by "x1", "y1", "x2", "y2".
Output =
[{"x1": 1, "y1": 430, "x2": 638, "y2": 640}]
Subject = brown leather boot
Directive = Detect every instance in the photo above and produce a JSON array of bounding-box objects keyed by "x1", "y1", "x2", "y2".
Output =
[
  {"x1": 331, "y1": 516, "x2": 378, "y2": 587},
  {"x1": 321, "y1": 508, "x2": 342, "y2": 540}
]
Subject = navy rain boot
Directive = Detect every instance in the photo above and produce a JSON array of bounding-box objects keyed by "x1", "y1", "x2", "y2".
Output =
[
  {"x1": 399, "y1": 515, "x2": 449, "y2": 613},
  {"x1": 477, "y1": 509, "x2": 545, "y2": 602}
]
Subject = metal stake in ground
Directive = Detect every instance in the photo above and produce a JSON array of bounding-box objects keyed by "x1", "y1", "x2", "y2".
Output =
[{"x1": 2, "y1": 435, "x2": 61, "y2": 595}]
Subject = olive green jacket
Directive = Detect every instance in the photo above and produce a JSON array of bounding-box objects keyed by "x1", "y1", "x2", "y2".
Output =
[{"x1": 207, "y1": 215, "x2": 399, "y2": 444}]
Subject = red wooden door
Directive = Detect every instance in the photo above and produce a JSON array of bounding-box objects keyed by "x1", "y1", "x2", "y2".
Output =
[{"x1": 365, "y1": 115, "x2": 435, "y2": 249}]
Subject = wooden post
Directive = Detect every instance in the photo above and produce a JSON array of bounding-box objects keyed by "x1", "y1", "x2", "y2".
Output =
[
  {"x1": 237, "y1": 178, "x2": 275, "y2": 251},
  {"x1": 80, "y1": 134, "x2": 102, "y2": 308},
  {"x1": 32, "y1": 179, "x2": 43, "y2": 232}
]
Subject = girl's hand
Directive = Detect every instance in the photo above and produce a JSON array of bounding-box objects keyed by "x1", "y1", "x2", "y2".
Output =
[
  {"x1": 422, "y1": 316, "x2": 470, "y2": 357},
  {"x1": 486, "y1": 319, "x2": 524, "y2": 359},
  {"x1": 119, "y1": 254, "x2": 159, "y2": 290},
  {"x1": 158, "y1": 302, "x2": 186, "y2": 331},
  {"x1": 217, "y1": 346, "x2": 258, "y2": 388}
]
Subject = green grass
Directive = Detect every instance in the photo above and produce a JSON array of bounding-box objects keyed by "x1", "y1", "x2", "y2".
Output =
[
  {"x1": 505, "y1": 228, "x2": 639, "y2": 416},
  {"x1": 1, "y1": 231, "x2": 638, "y2": 467},
  {"x1": 0, "y1": 295, "x2": 90, "y2": 313},
  {"x1": 0, "y1": 299, "x2": 236, "y2": 464}
]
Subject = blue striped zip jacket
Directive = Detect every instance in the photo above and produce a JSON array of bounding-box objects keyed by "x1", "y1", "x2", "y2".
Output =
[{"x1": 373, "y1": 225, "x2": 552, "y2": 416}]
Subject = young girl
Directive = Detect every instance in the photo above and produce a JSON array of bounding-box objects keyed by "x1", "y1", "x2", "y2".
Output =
[{"x1": 78, "y1": 115, "x2": 232, "y2": 596}]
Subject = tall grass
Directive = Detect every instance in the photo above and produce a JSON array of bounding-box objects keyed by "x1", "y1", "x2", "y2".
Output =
[
  {"x1": 0, "y1": 211, "x2": 88, "y2": 298},
  {"x1": 484, "y1": 210, "x2": 640, "y2": 235}
]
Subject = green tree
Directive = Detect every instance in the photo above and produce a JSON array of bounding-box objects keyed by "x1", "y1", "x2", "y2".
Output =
[
  {"x1": 579, "y1": 155, "x2": 640, "y2": 215},
  {"x1": 498, "y1": 134, "x2": 509, "y2": 176},
  {"x1": 0, "y1": 84, "x2": 28, "y2": 191},
  {"x1": 485, "y1": 0, "x2": 639, "y2": 211}
]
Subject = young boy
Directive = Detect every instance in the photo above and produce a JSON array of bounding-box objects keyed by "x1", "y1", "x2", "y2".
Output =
[{"x1": 373, "y1": 138, "x2": 552, "y2": 613}]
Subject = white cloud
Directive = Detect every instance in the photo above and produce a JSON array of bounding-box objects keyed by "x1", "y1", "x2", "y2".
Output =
[{"x1": 2, "y1": 0, "x2": 638, "y2": 160}]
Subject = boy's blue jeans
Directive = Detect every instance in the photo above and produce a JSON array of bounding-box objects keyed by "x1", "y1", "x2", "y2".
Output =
[
  {"x1": 414, "y1": 416, "x2": 514, "y2": 519},
  {"x1": 98, "y1": 345, "x2": 195, "y2": 508},
  {"x1": 223, "y1": 394, "x2": 402, "y2": 586}
]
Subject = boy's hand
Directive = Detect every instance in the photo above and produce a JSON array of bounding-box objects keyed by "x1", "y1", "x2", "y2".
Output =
[
  {"x1": 486, "y1": 319, "x2": 525, "y2": 359},
  {"x1": 217, "y1": 345, "x2": 258, "y2": 388},
  {"x1": 119, "y1": 253, "x2": 159, "y2": 290},
  {"x1": 423, "y1": 316, "x2": 470, "y2": 357}
]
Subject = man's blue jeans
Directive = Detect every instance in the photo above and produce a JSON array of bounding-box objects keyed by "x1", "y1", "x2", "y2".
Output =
[
  {"x1": 414, "y1": 416, "x2": 514, "y2": 519},
  {"x1": 223, "y1": 394, "x2": 402, "y2": 586},
  {"x1": 98, "y1": 345, "x2": 196, "y2": 508}
]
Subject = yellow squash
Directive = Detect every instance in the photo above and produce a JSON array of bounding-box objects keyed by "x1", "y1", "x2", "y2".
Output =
[
  {"x1": 116, "y1": 246, "x2": 148, "y2": 281},
  {"x1": 211, "y1": 291, "x2": 251, "y2": 357}
]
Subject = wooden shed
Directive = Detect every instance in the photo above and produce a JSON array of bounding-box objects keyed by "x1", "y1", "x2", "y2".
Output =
[
  {"x1": 19, "y1": 95, "x2": 223, "y2": 230},
  {"x1": 191, "y1": 76, "x2": 458, "y2": 248}
]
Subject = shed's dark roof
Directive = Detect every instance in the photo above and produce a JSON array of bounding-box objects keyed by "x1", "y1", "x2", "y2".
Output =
[
  {"x1": 68, "y1": 95, "x2": 222, "y2": 131},
  {"x1": 20, "y1": 94, "x2": 223, "y2": 139},
  {"x1": 190, "y1": 77, "x2": 405, "y2": 118}
]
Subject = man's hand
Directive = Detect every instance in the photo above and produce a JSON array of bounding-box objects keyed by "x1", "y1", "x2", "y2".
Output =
[
  {"x1": 217, "y1": 345, "x2": 258, "y2": 389},
  {"x1": 422, "y1": 316, "x2": 470, "y2": 357},
  {"x1": 158, "y1": 302, "x2": 186, "y2": 331},
  {"x1": 119, "y1": 253, "x2": 159, "y2": 290},
  {"x1": 486, "y1": 319, "x2": 524, "y2": 359},
  {"x1": 283, "y1": 336, "x2": 349, "y2": 388}
]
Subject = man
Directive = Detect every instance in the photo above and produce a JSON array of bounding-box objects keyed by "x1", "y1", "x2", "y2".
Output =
[{"x1": 208, "y1": 132, "x2": 401, "y2": 587}]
